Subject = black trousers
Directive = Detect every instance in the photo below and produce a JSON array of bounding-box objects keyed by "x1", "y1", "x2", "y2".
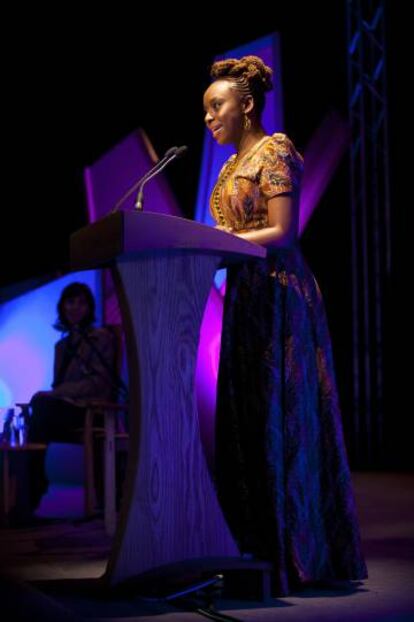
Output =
[{"x1": 27, "y1": 394, "x2": 86, "y2": 510}]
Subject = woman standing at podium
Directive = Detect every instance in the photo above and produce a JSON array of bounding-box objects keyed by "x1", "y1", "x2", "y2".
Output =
[{"x1": 203, "y1": 55, "x2": 367, "y2": 595}]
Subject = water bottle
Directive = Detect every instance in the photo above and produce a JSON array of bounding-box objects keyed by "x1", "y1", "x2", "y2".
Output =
[
  {"x1": 17, "y1": 411, "x2": 28, "y2": 446},
  {"x1": 1, "y1": 408, "x2": 14, "y2": 444},
  {"x1": 13, "y1": 409, "x2": 29, "y2": 446},
  {"x1": 9, "y1": 411, "x2": 18, "y2": 447}
]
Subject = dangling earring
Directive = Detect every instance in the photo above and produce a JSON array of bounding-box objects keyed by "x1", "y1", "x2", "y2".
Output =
[{"x1": 244, "y1": 114, "x2": 251, "y2": 131}]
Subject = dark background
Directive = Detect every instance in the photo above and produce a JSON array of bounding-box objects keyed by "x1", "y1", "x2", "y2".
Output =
[{"x1": 3, "y1": 4, "x2": 407, "y2": 467}]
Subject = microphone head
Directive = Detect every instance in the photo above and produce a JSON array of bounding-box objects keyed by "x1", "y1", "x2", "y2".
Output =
[
  {"x1": 164, "y1": 146, "x2": 178, "y2": 158},
  {"x1": 175, "y1": 145, "x2": 188, "y2": 158}
]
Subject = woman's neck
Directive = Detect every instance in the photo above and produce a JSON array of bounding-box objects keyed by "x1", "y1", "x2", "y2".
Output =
[{"x1": 235, "y1": 126, "x2": 267, "y2": 160}]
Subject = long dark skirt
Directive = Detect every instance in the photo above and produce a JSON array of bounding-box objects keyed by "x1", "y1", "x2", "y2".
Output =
[{"x1": 214, "y1": 244, "x2": 368, "y2": 596}]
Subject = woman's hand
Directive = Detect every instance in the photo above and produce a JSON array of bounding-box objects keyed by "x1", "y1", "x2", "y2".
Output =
[{"x1": 214, "y1": 224, "x2": 234, "y2": 233}]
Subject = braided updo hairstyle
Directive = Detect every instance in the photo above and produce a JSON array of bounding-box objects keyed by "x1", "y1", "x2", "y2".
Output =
[{"x1": 210, "y1": 55, "x2": 273, "y2": 116}]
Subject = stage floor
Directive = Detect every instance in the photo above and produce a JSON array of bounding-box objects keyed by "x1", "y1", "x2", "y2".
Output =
[{"x1": 0, "y1": 472, "x2": 413, "y2": 621}]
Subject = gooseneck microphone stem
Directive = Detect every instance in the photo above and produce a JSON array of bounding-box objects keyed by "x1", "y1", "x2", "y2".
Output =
[
  {"x1": 111, "y1": 146, "x2": 179, "y2": 213},
  {"x1": 134, "y1": 152, "x2": 177, "y2": 211},
  {"x1": 135, "y1": 145, "x2": 187, "y2": 211}
]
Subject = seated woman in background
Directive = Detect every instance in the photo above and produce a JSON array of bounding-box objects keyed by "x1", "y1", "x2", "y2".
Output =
[{"x1": 28, "y1": 281, "x2": 118, "y2": 513}]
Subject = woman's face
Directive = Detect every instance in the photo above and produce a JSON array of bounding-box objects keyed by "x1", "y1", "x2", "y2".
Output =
[
  {"x1": 62, "y1": 294, "x2": 90, "y2": 327},
  {"x1": 203, "y1": 80, "x2": 244, "y2": 145}
]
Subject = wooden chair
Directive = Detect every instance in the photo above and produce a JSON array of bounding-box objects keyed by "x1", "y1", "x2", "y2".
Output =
[
  {"x1": 82, "y1": 398, "x2": 129, "y2": 535},
  {"x1": 77, "y1": 323, "x2": 129, "y2": 535}
]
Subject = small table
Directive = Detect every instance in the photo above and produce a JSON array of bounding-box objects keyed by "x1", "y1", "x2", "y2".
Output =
[{"x1": 0, "y1": 442, "x2": 47, "y2": 525}]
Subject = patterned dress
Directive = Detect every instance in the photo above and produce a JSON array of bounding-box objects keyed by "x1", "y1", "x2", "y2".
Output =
[{"x1": 211, "y1": 133, "x2": 368, "y2": 595}]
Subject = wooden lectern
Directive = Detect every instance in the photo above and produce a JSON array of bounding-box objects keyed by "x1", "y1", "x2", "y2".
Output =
[{"x1": 70, "y1": 211, "x2": 267, "y2": 588}]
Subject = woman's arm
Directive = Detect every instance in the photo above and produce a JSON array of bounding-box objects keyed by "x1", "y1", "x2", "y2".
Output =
[
  {"x1": 233, "y1": 193, "x2": 298, "y2": 249},
  {"x1": 51, "y1": 329, "x2": 116, "y2": 400}
]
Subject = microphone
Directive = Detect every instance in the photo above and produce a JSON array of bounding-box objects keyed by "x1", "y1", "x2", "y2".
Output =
[
  {"x1": 134, "y1": 145, "x2": 188, "y2": 211},
  {"x1": 111, "y1": 146, "x2": 187, "y2": 213}
]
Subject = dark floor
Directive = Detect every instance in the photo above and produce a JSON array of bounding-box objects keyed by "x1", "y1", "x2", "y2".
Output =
[{"x1": 0, "y1": 473, "x2": 413, "y2": 621}]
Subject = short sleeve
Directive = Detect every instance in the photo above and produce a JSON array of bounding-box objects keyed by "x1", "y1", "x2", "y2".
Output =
[{"x1": 259, "y1": 134, "x2": 303, "y2": 199}]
